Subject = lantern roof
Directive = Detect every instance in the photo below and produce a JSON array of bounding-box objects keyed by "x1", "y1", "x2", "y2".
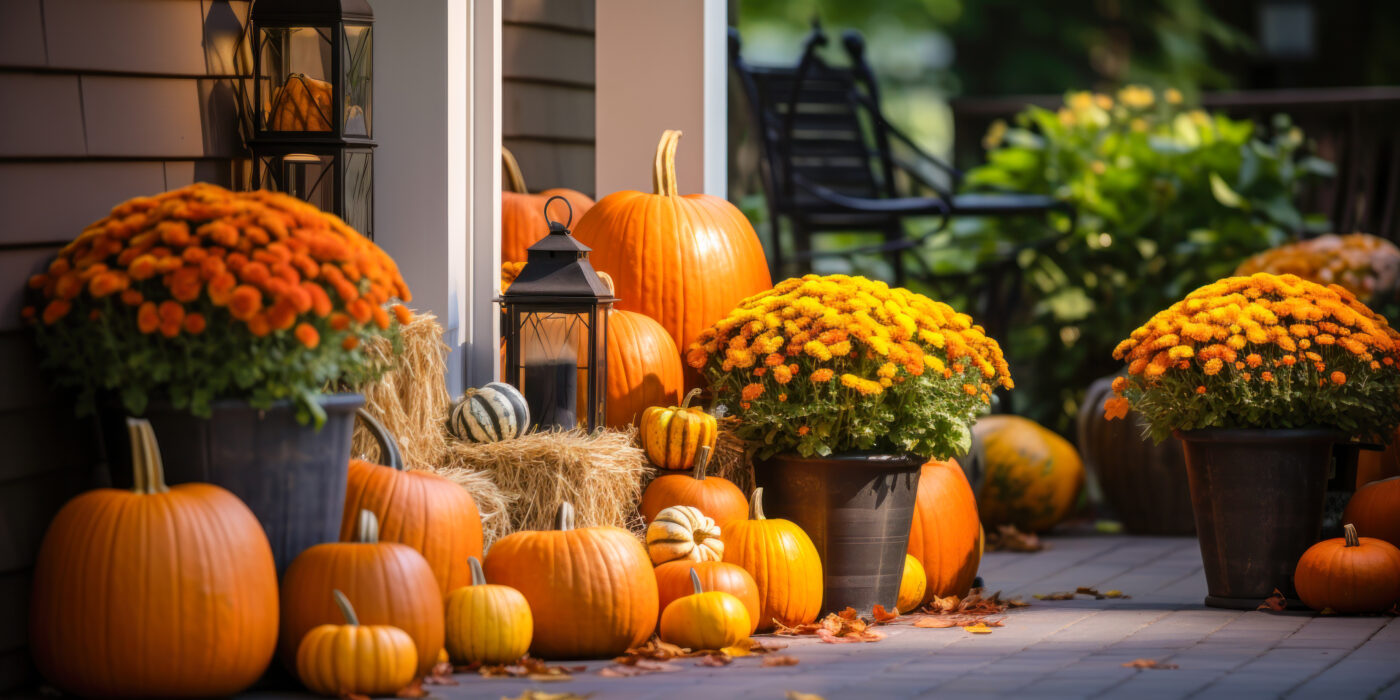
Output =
[
  {"x1": 252, "y1": 0, "x2": 373, "y2": 24},
  {"x1": 503, "y1": 202, "x2": 616, "y2": 302}
]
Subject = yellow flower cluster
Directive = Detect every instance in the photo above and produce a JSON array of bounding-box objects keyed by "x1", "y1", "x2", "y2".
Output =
[
  {"x1": 1235, "y1": 234, "x2": 1400, "y2": 304},
  {"x1": 688, "y1": 274, "x2": 1012, "y2": 403},
  {"x1": 1054, "y1": 85, "x2": 1187, "y2": 129}
]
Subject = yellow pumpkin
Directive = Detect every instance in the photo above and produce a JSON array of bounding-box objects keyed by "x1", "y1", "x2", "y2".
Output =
[
  {"x1": 896, "y1": 555, "x2": 927, "y2": 613},
  {"x1": 721, "y1": 488, "x2": 823, "y2": 631},
  {"x1": 640, "y1": 388, "x2": 719, "y2": 470},
  {"x1": 647, "y1": 505, "x2": 724, "y2": 565},
  {"x1": 296, "y1": 590, "x2": 418, "y2": 698},
  {"x1": 445, "y1": 557, "x2": 533, "y2": 665},
  {"x1": 974, "y1": 415, "x2": 1084, "y2": 533},
  {"x1": 658, "y1": 568, "x2": 751, "y2": 651}
]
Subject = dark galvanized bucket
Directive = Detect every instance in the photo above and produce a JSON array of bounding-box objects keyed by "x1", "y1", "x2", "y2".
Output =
[
  {"x1": 100, "y1": 393, "x2": 363, "y2": 575},
  {"x1": 1176, "y1": 428, "x2": 1340, "y2": 610},
  {"x1": 755, "y1": 452, "x2": 924, "y2": 617}
]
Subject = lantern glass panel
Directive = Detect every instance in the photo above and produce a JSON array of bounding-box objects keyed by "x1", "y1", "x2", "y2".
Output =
[
  {"x1": 342, "y1": 24, "x2": 373, "y2": 137},
  {"x1": 258, "y1": 153, "x2": 335, "y2": 212},
  {"x1": 260, "y1": 25, "x2": 333, "y2": 132},
  {"x1": 344, "y1": 150, "x2": 373, "y2": 236},
  {"x1": 514, "y1": 309, "x2": 593, "y2": 431}
]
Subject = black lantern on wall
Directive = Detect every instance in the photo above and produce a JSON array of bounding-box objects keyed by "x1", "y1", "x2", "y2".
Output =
[
  {"x1": 499, "y1": 197, "x2": 615, "y2": 432},
  {"x1": 249, "y1": 0, "x2": 375, "y2": 238}
]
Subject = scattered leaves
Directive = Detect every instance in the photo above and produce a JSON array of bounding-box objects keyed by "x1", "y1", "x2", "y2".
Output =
[
  {"x1": 422, "y1": 656, "x2": 458, "y2": 686},
  {"x1": 963, "y1": 623, "x2": 995, "y2": 634},
  {"x1": 501, "y1": 692, "x2": 594, "y2": 700},
  {"x1": 1258, "y1": 588, "x2": 1288, "y2": 612},
  {"x1": 597, "y1": 660, "x2": 682, "y2": 677},
  {"x1": 1033, "y1": 586, "x2": 1131, "y2": 601},
  {"x1": 785, "y1": 693, "x2": 824, "y2": 700},
  {"x1": 871, "y1": 604, "x2": 899, "y2": 623},
  {"x1": 615, "y1": 637, "x2": 693, "y2": 662},
  {"x1": 913, "y1": 615, "x2": 1004, "y2": 629},
  {"x1": 986, "y1": 524, "x2": 1044, "y2": 552},
  {"x1": 763, "y1": 655, "x2": 801, "y2": 667},
  {"x1": 467, "y1": 656, "x2": 584, "y2": 682},
  {"x1": 920, "y1": 588, "x2": 1025, "y2": 615},
  {"x1": 775, "y1": 608, "x2": 885, "y2": 643},
  {"x1": 1123, "y1": 659, "x2": 1179, "y2": 670}
]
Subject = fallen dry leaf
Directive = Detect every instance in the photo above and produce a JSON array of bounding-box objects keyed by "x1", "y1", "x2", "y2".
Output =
[
  {"x1": 394, "y1": 679, "x2": 427, "y2": 698},
  {"x1": 776, "y1": 610, "x2": 884, "y2": 643},
  {"x1": 1034, "y1": 586, "x2": 1131, "y2": 601},
  {"x1": 1258, "y1": 588, "x2": 1288, "y2": 612},
  {"x1": 469, "y1": 656, "x2": 584, "y2": 682},
  {"x1": 721, "y1": 637, "x2": 786, "y2": 657},
  {"x1": 816, "y1": 628, "x2": 885, "y2": 644},
  {"x1": 501, "y1": 692, "x2": 595, "y2": 700},
  {"x1": 963, "y1": 623, "x2": 994, "y2": 634},
  {"x1": 763, "y1": 655, "x2": 801, "y2": 667},
  {"x1": 1123, "y1": 659, "x2": 1179, "y2": 670},
  {"x1": 871, "y1": 604, "x2": 899, "y2": 623},
  {"x1": 913, "y1": 617, "x2": 956, "y2": 628},
  {"x1": 598, "y1": 659, "x2": 683, "y2": 677},
  {"x1": 422, "y1": 657, "x2": 458, "y2": 686},
  {"x1": 697, "y1": 654, "x2": 733, "y2": 667},
  {"x1": 615, "y1": 637, "x2": 693, "y2": 661},
  {"x1": 784, "y1": 693, "x2": 824, "y2": 700},
  {"x1": 986, "y1": 524, "x2": 1044, "y2": 552}
]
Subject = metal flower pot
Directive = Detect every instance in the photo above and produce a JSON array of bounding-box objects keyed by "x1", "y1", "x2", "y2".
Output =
[
  {"x1": 100, "y1": 393, "x2": 363, "y2": 574},
  {"x1": 754, "y1": 452, "x2": 924, "y2": 617},
  {"x1": 1176, "y1": 428, "x2": 1341, "y2": 610}
]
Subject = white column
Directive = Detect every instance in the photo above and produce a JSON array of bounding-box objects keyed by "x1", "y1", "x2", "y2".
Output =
[
  {"x1": 595, "y1": 0, "x2": 728, "y2": 197},
  {"x1": 464, "y1": 0, "x2": 502, "y2": 389}
]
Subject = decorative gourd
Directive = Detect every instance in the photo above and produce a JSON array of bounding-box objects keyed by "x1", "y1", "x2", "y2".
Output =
[
  {"x1": 640, "y1": 445, "x2": 747, "y2": 528},
  {"x1": 659, "y1": 569, "x2": 752, "y2": 651},
  {"x1": 297, "y1": 590, "x2": 418, "y2": 697},
  {"x1": 647, "y1": 505, "x2": 724, "y2": 565},
  {"x1": 1358, "y1": 430, "x2": 1400, "y2": 488},
  {"x1": 721, "y1": 488, "x2": 822, "y2": 631},
  {"x1": 572, "y1": 130, "x2": 772, "y2": 389},
  {"x1": 483, "y1": 502, "x2": 658, "y2": 659},
  {"x1": 449, "y1": 381, "x2": 530, "y2": 442},
  {"x1": 445, "y1": 557, "x2": 533, "y2": 665},
  {"x1": 280, "y1": 510, "x2": 445, "y2": 675},
  {"x1": 907, "y1": 459, "x2": 982, "y2": 601},
  {"x1": 344, "y1": 410, "x2": 484, "y2": 597},
  {"x1": 502, "y1": 147, "x2": 595, "y2": 263},
  {"x1": 896, "y1": 555, "x2": 927, "y2": 614},
  {"x1": 269, "y1": 73, "x2": 332, "y2": 131},
  {"x1": 1343, "y1": 477, "x2": 1400, "y2": 548},
  {"x1": 28, "y1": 419, "x2": 279, "y2": 698},
  {"x1": 1294, "y1": 524, "x2": 1400, "y2": 614},
  {"x1": 974, "y1": 415, "x2": 1084, "y2": 533},
  {"x1": 654, "y1": 560, "x2": 761, "y2": 634},
  {"x1": 640, "y1": 388, "x2": 719, "y2": 470}
]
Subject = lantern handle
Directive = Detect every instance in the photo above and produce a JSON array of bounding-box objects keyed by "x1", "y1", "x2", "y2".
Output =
[{"x1": 544, "y1": 195, "x2": 574, "y2": 231}]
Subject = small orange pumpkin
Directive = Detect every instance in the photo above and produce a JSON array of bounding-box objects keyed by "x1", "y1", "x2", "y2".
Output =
[
  {"x1": 658, "y1": 568, "x2": 751, "y2": 651},
  {"x1": 296, "y1": 590, "x2": 418, "y2": 697},
  {"x1": 896, "y1": 555, "x2": 928, "y2": 614},
  {"x1": 502, "y1": 147, "x2": 594, "y2": 263},
  {"x1": 640, "y1": 446, "x2": 748, "y2": 529},
  {"x1": 1294, "y1": 523, "x2": 1400, "y2": 614},
  {"x1": 655, "y1": 560, "x2": 761, "y2": 634},
  {"x1": 1343, "y1": 476, "x2": 1400, "y2": 548},
  {"x1": 721, "y1": 488, "x2": 823, "y2": 631}
]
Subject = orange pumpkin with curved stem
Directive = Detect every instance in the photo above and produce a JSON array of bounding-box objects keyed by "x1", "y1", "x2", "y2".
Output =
[
  {"x1": 640, "y1": 445, "x2": 747, "y2": 529},
  {"x1": 654, "y1": 560, "x2": 761, "y2": 634},
  {"x1": 721, "y1": 488, "x2": 822, "y2": 631},
  {"x1": 29, "y1": 418, "x2": 279, "y2": 698},
  {"x1": 502, "y1": 147, "x2": 594, "y2": 263},
  {"x1": 296, "y1": 590, "x2": 418, "y2": 697},
  {"x1": 640, "y1": 388, "x2": 718, "y2": 470},
  {"x1": 572, "y1": 130, "x2": 772, "y2": 389},
  {"x1": 907, "y1": 458, "x2": 982, "y2": 601},
  {"x1": 1294, "y1": 524, "x2": 1400, "y2": 614}
]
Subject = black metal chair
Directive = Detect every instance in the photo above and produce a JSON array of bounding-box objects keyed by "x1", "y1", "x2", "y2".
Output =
[{"x1": 729, "y1": 22, "x2": 1071, "y2": 337}]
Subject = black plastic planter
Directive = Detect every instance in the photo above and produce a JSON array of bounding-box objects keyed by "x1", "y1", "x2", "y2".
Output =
[
  {"x1": 755, "y1": 452, "x2": 923, "y2": 617},
  {"x1": 1176, "y1": 428, "x2": 1340, "y2": 610},
  {"x1": 100, "y1": 393, "x2": 363, "y2": 574}
]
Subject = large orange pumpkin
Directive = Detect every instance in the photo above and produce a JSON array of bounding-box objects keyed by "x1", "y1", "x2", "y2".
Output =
[
  {"x1": 483, "y1": 502, "x2": 658, "y2": 659},
  {"x1": 572, "y1": 130, "x2": 772, "y2": 388},
  {"x1": 1358, "y1": 429, "x2": 1400, "y2": 488},
  {"x1": 343, "y1": 410, "x2": 484, "y2": 596},
  {"x1": 29, "y1": 419, "x2": 279, "y2": 698},
  {"x1": 654, "y1": 560, "x2": 761, "y2": 634},
  {"x1": 1344, "y1": 476, "x2": 1400, "y2": 548},
  {"x1": 907, "y1": 459, "x2": 982, "y2": 601},
  {"x1": 1294, "y1": 524, "x2": 1400, "y2": 614},
  {"x1": 974, "y1": 415, "x2": 1084, "y2": 533},
  {"x1": 280, "y1": 510, "x2": 445, "y2": 676},
  {"x1": 597, "y1": 272, "x2": 684, "y2": 428},
  {"x1": 640, "y1": 445, "x2": 748, "y2": 529},
  {"x1": 721, "y1": 488, "x2": 823, "y2": 631},
  {"x1": 502, "y1": 147, "x2": 595, "y2": 263}
]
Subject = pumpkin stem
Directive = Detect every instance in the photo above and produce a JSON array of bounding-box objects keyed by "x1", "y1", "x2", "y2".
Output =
[
  {"x1": 469, "y1": 556, "x2": 486, "y2": 586},
  {"x1": 749, "y1": 487, "x2": 766, "y2": 520},
  {"x1": 690, "y1": 567, "x2": 704, "y2": 596},
  {"x1": 126, "y1": 418, "x2": 169, "y2": 495},
  {"x1": 555, "y1": 502, "x2": 576, "y2": 531},
  {"x1": 502, "y1": 147, "x2": 529, "y2": 194},
  {"x1": 651, "y1": 130, "x2": 683, "y2": 197},
  {"x1": 679, "y1": 387, "x2": 702, "y2": 410},
  {"x1": 332, "y1": 589, "x2": 360, "y2": 626},
  {"x1": 693, "y1": 445, "x2": 711, "y2": 481},
  {"x1": 1344, "y1": 523, "x2": 1359, "y2": 547},
  {"x1": 355, "y1": 509, "x2": 380, "y2": 544}
]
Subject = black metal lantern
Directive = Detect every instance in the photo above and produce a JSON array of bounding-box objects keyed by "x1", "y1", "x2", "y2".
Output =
[
  {"x1": 499, "y1": 197, "x2": 616, "y2": 432},
  {"x1": 249, "y1": 0, "x2": 375, "y2": 237}
]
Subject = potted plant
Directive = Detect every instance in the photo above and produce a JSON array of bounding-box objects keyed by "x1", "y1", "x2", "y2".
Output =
[
  {"x1": 21, "y1": 183, "x2": 413, "y2": 572},
  {"x1": 1105, "y1": 272, "x2": 1400, "y2": 609},
  {"x1": 687, "y1": 273, "x2": 1013, "y2": 615}
]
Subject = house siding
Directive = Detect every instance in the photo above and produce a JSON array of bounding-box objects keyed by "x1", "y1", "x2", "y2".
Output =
[{"x1": 0, "y1": 0, "x2": 250, "y2": 690}]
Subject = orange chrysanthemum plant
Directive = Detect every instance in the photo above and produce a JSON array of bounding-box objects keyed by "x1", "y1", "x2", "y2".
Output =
[
  {"x1": 687, "y1": 274, "x2": 1013, "y2": 460},
  {"x1": 21, "y1": 184, "x2": 413, "y2": 424},
  {"x1": 1106, "y1": 273, "x2": 1400, "y2": 442}
]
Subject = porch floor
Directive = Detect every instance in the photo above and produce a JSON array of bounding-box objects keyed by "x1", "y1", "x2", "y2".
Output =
[{"x1": 248, "y1": 534, "x2": 1400, "y2": 700}]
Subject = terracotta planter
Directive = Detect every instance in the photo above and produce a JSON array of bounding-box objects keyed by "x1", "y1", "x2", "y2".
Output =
[
  {"x1": 754, "y1": 452, "x2": 923, "y2": 616},
  {"x1": 1079, "y1": 375, "x2": 1194, "y2": 535},
  {"x1": 1177, "y1": 428, "x2": 1340, "y2": 609},
  {"x1": 100, "y1": 393, "x2": 363, "y2": 574}
]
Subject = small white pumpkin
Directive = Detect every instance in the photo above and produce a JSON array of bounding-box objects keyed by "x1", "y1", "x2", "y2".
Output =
[
  {"x1": 449, "y1": 382, "x2": 530, "y2": 442},
  {"x1": 646, "y1": 505, "x2": 724, "y2": 565}
]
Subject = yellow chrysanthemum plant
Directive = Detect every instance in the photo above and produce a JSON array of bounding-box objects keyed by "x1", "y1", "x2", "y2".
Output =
[
  {"x1": 686, "y1": 274, "x2": 1013, "y2": 460},
  {"x1": 1105, "y1": 273, "x2": 1400, "y2": 442}
]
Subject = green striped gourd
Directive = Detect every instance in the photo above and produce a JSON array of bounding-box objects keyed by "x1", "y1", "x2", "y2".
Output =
[{"x1": 449, "y1": 382, "x2": 530, "y2": 442}]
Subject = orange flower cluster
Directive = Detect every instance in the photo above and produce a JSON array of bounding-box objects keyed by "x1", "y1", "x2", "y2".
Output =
[
  {"x1": 1235, "y1": 233, "x2": 1400, "y2": 303},
  {"x1": 23, "y1": 184, "x2": 411, "y2": 346}
]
